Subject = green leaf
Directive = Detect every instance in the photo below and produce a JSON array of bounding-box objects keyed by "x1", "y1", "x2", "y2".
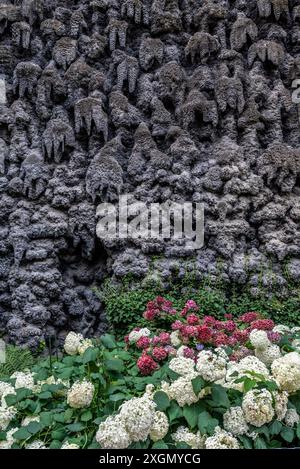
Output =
[
  {"x1": 4, "y1": 394, "x2": 17, "y2": 406},
  {"x1": 269, "y1": 420, "x2": 282, "y2": 436},
  {"x1": 104, "y1": 358, "x2": 124, "y2": 372},
  {"x1": 26, "y1": 421, "x2": 43, "y2": 435},
  {"x1": 82, "y1": 347, "x2": 99, "y2": 364},
  {"x1": 38, "y1": 391, "x2": 52, "y2": 399},
  {"x1": 66, "y1": 423, "x2": 85, "y2": 432},
  {"x1": 13, "y1": 428, "x2": 31, "y2": 440},
  {"x1": 49, "y1": 440, "x2": 62, "y2": 449},
  {"x1": 51, "y1": 430, "x2": 66, "y2": 441},
  {"x1": 191, "y1": 376, "x2": 205, "y2": 395},
  {"x1": 280, "y1": 427, "x2": 294, "y2": 443},
  {"x1": 183, "y1": 403, "x2": 201, "y2": 429},
  {"x1": 39, "y1": 412, "x2": 53, "y2": 426},
  {"x1": 53, "y1": 413, "x2": 65, "y2": 423},
  {"x1": 198, "y1": 411, "x2": 219, "y2": 435},
  {"x1": 16, "y1": 388, "x2": 32, "y2": 401},
  {"x1": 296, "y1": 422, "x2": 300, "y2": 440},
  {"x1": 100, "y1": 334, "x2": 117, "y2": 349},
  {"x1": 109, "y1": 393, "x2": 127, "y2": 402},
  {"x1": 80, "y1": 410, "x2": 93, "y2": 422},
  {"x1": 153, "y1": 391, "x2": 170, "y2": 411},
  {"x1": 167, "y1": 400, "x2": 182, "y2": 422},
  {"x1": 254, "y1": 437, "x2": 267, "y2": 449},
  {"x1": 152, "y1": 440, "x2": 169, "y2": 449},
  {"x1": 238, "y1": 435, "x2": 252, "y2": 449},
  {"x1": 211, "y1": 385, "x2": 230, "y2": 409}
]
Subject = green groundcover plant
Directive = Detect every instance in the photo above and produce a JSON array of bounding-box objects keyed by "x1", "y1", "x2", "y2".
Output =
[{"x1": 0, "y1": 297, "x2": 300, "y2": 449}]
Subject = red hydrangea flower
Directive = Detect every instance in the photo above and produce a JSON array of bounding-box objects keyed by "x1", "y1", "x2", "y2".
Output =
[
  {"x1": 232, "y1": 329, "x2": 249, "y2": 344},
  {"x1": 223, "y1": 320, "x2": 236, "y2": 333},
  {"x1": 196, "y1": 325, "x2": 212, "y2": 343},
  {"x1": 239, "y1": 311, "x2": 260, "y2": 323},
  {"x1": 152, "y1": 336, "x2": 161, "y2": 346},
  {"x1": 203, "y1": 316, "x2": 217, "y2": 327},
  {"x1": 182, "y1": 347, "x2": 196, "y2": 359},
  {"x1": 136, "y1": 336, "x2": 151, "y2": 349},
  {"x1": 171, "y1": 320, "x2": 184, "y2": 331},
  {"x1": 137, "y1": 354, "x2": 158, "y2": 375},
  {"x1": 213, "y1": 332, "x2": 229, "y2": 347},
  {"x1": 181, "y1": 325, "x2": 198, "y2": 338},
  {"x1": 143, "y1": 308, "x2": 157, "y2": 321},
  {"x1": 224, "y1": 313, "x2": 233, "y2": 320},
  {"x1": 187, "y1": 314, "x2": 200, "y2": 325},
  {"x1": 250, "y1": 319, "x2": 274, "y2": 331},
  {"x1": 158, "y1": 332, "x2": 170, "y2": 345},
  {"x1": 152, "y1": 347, "x2": 168, "y2": 361}
]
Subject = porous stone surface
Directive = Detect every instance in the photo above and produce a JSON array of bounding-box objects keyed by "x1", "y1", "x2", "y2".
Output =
[{"x1": 0, "y1": 0, "x2": 299, "y2": 347}]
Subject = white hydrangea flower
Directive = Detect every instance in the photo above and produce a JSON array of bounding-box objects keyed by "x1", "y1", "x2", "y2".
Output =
[
  {"x1": 284, "y1": 409, "x2": 300, "y2": 427},
  {"x1": 205, "y1": 427, "x2": 240, "y2": 449},
  {"x1": 226, "y1": 356, "x2": 270, "y2": 391},
  {"x1": 273, "y1": 325, "x2": 290, "y2": 335},
  {"x1": 0, "y1": 427, "x2": 18, "y2": 449},
  {"x1": 0, "y1": 381, "x2": 16, "y2": 407},
  {"x1": 11, "y1": 371, "x2": 35, "y2": 390},
  {"x1": 0, "y1": 405, "x2": 17, "y2": 431},
  {"x1": 169, "y1": 357, "x2": 195, "y2": 377},
  {"x1": 250, "y1": 329, "x2": 271, "y2": 350},
  {"x1": 255, "y1": 344, "x2": 281, "y2": 366},
  {"x1": 25, "y1": 440, "x2": 47, "y2": 449},
  {"x1": 274, "y1": 391, "x2": 288, "y2": 421},
  {"x1": 291, "y1": 327, "x2": 300, "y2": 334},
  {"x1": 172, "y1": 426, "x2": 205, "y2": 449},
  {"x1": 170, "y1": 330, "x2": 181, "y2": 347},
  {"x1": 119, "y1": 394, "x2": 156, "y2": 442},
  {"x1": 196, "y1": 349, "x2": 227, "y2": 383},
  {"x1": 61, "y1": 441, "x2": 80, "y2": 449},
  {"x1": 96, "y1": 415, "x2": 130, "y2": 449},
  {"x1": 271, "y1": 352, "x2": 300, "y2": 393},
  {"x1": 78, "y1": 338, "x2": 93, "y2": 355},
  {"x1": 165, "y1": 373, "x2": 199, "y2": 407},
  {"x1": 22, "y1": 415, "x2": 40, "y2": 427},
  {"x1": 149, "y1": 411, "x2": 169, "y2": 442},
  {"x1": 67, "y1": 380, "x2": 94, "y2": 409},
  {"x1": 128, "y1": 328, "x2": 151, "y2": 343},
  {"x1": 242, "y1": 389, "x2": 275, "y2": 427},
  {"x1": 223, "y1": 406, "x2": 249, "y2": 436},
  {"x1": 64, "y1": 332, "x2": 84, "y2": 355}
]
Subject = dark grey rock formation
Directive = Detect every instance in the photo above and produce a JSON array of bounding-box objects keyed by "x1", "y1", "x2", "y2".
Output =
[{"x1": 0, "y1": 0, "x2": 299, "y2": 347}]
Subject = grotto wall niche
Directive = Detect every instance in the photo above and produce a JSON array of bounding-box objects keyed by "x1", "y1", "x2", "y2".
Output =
[{"x1": 0, "y1": 0, "x2": 300, "y2": 348}]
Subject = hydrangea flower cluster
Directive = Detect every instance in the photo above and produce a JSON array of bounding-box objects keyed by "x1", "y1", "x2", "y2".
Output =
[{"x1": 127, "y1": 297, "x2": 292, "y2": 376}]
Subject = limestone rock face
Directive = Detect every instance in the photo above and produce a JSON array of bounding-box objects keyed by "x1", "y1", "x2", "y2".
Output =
[{"x1": 0, "y1": 0, "x2": 300, "y2": 347}]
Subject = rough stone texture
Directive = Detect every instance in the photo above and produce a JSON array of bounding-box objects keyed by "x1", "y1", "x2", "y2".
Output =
[{"x1": 0, "y1": 0, "x2": 300, "y2": 347}]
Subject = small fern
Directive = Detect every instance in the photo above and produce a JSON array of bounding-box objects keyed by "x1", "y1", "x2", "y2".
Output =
[{"x1": 0, "y1": 344, "x2": 36, "y2": 379}]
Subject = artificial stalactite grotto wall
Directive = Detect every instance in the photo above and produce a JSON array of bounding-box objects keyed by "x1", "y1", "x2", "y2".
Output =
[{"x1": 0, "y1": 0, "x2": 300, "y2": 348}]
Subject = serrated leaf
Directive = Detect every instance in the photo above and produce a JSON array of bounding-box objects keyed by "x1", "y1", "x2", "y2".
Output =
[
  {"x1": 66, "y1": 423, "x2": 85, "y2": 432},
  {"x1": 12, "y1": 428, "x2": 31, "y2": 440},
  {"x1": 167, "y1": 400, "x2": 182, "y2": 422},
  {"x1": 81, "y1": 410, "x2": 93, "y2": 422},
  {"x1": 153, "y1": 391, "x2": 170, "y2": 411},
  {"x1": 198, "y1": 410, "x2": 219, "y2": 435},
  {"x1": 100, "y1": 334, "x2": 117, "y2": 350},
  {"x1": 82, "y1": 347, "x2": 99, "y2": 364},
  {"x1": 269, "y1": 420, "x2": 282, "y2": 436},
  {"x1": 191, "y1": 376, "x2": 205, "y2": 395},
  {"x1": 280, "y1": 427, "x2": 294, "y2": 443},
  {"x1": 211, "y1": 385, "x2": 230, "y2": 409},
  {"x1": 104, "y1": 358, "x2": 124, "y2": 372}
]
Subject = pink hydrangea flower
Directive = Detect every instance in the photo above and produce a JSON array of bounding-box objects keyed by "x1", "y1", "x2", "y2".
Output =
[
  {"x1": 152, "y1": 346, "x2": 168, "y2": 361},
  {"x1": 238, "y1": 311, "x2": 260, "y2": 323},
  {"x1": 137, "y1": 354, "x2": 158, "y2": 375},
  {"x1": 136, "y1": 336, "x2": 151, "y2": 350}
]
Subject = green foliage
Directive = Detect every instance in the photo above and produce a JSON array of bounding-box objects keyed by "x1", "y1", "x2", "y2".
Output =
[
  {"x1": 97, "y1": 270, "x2": 300, "y2": 334},
  {"x1": 0, "y1": 345, "x2": 36, "y2": 379}
]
